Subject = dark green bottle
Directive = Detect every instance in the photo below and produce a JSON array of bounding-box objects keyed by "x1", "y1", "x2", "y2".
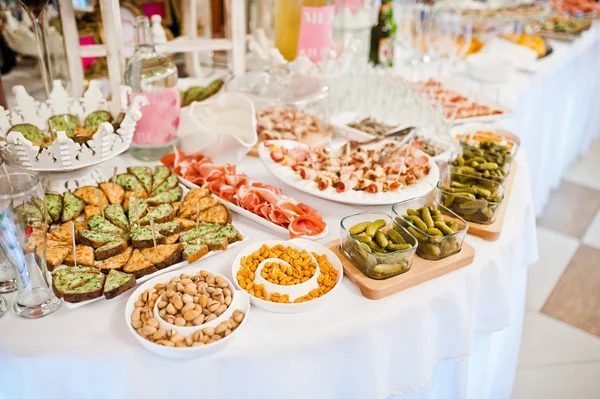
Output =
[{"x1": 369, "y1": 0, "x2": 396, "y2": 67}]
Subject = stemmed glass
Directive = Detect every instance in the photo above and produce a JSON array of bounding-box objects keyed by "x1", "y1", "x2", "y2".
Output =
[
  {"x1": 394, "y1": 2, "x2": 431, "y2": 81},
  {"x1": 19, "y1": 0, "x2": 53, "y2": 96}
]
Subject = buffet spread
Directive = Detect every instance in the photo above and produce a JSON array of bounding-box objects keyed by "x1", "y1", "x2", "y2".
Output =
[{"x1": 0, "y1": 0, "x2": 597, "y2": 369}]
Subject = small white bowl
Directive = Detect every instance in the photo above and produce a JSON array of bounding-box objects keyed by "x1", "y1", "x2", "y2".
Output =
[
  {"x1": 231, "y1": 239, "x2": 343, "y2": 314},
  {"x1": 125, "y1": 267, "x2": 250, "y2": 359},
  {"x1": 466, "y1": 54, "x2": 514, "y2": 84}
]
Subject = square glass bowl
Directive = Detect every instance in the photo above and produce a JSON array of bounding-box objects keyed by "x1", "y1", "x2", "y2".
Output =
[
  {"x1": 392, "y1": 197, "x2": 468, "y2": 261},
  {"x1": 340, "y1": 211, "x2": 417, "y2": 280},
  {"x1": 436, "y1": 171, "x2": 505, "y2": 225},
  {"x1": 447, "y1": 151, "x2": 511, "y2": 183},
  {"x1": 459, "y1": 131, "x2": 519, "y2": 157}
]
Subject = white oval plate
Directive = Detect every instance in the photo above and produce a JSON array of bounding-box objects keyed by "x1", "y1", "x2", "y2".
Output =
[
  {"x1": 231, "y1": 238, "x2": 343, "y2": 314},
  {"x1": 258, "y1": 140, "x2": 440, "y2": 205},
  {"x1": 124, "y1": 267, "x2": 250, "y2": 359}
]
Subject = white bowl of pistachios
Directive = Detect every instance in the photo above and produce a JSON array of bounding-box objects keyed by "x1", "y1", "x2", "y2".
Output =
[{"x1": 125, "y1": 268, "x2": 250, "y2": 359}]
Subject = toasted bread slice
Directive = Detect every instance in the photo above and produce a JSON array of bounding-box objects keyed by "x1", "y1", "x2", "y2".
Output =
[
  {"x1": 103, "y1": 269, "x2": 136, "y2": 299},
  {"x1": 95, "y1": 241, "x2": 129, "y2": 261},
  {"x1": 73, "y1": 186, "x2": 109, "y2": 208},
  {"x1": 127, "y1": 166, "x2": 153, "y2": 193},
  {"x1": 78, "y1": 229, "x2": 117, "y2": 249},
  {"x1": 45, "y1": 246, "x2": 73, "y2": 271},
  {"x1": 15, "y1": 203, "x2": 43, "y2": 227},
  {"x1": 214, "y1": 224, "x2": 243, "y2": 244},
  {"x1": 147, "y1": 186, "x2": 182, "y2": 206},
  {"x1": 171, "y1": 201, "x2": 182, "y2": 214},
  {"x1": 131, "y1": 225, "x2": 166, "y2": 249},
  {"x1": 164, "y1": 233, "x2": 180, "y2": 245},
  {"x1": 72, "y1": 127, "x2": 94, "y2": 144},
  {"x1": 178, "y1": 196, "x2": 218, "y2": 220},
  {"x1": 98, "y1": 246, "x2": 133, "y2": 273},
  {"x1": 128, "y1": 197, "x2": 148, "y2": 224},
  {"x1": 182, "y1": 187, "x2": 211, "y2": 207},
  {"x1": 45, "y1": 193, "x2": 63, "y2": 223},
  {"x1": 49, "y1": 220, "x2": 88, "y2": 242},
  {"x1": 182, "y1": 242, "x2": 209, "y2": 263},
  {"x1": 141, "y1": 244, "x2": 183, "y2": 269},
  {"x1": 87, "y1": 215, "x2": 126, "y2": 236},
  {"x1": 84, "y1": 205, "x2": 102, "y2": 220},
  {"x1": 64, "y1": 245, "x2": 95, "y2": 267},
  {"x1": 52, "y1": 266, "x2": 105, "y2": 303},
  {"x1": 173, "y1": 217, "x2": 196, "y2": 231},
  {"x1": 24, "y1": 229, "x2": 45, "y2": 254},
  {"x1": 139, "y1": 204, "x2": 175, "y2": 225},
  {"x1": 151, "y1": 165, "x2": 171, "y2": 193},
  {"x1": 105, "y1": 204, "x2": 129, "y2": 230},
  {"x1": 151, "y1": 173, "x2": 178, "y2": 195},
  {"x1": 123, "y1": 190, "x2": 148, "y2": 213},
  {"x1": 115, "y1": 173, "x2": 144, "y2": 192},
  {"x1": 99, "y1": 182, "x2": 125, "y2": 205},
  {"x1": 154, "y1": 221, "x2": 182, "y2": 236},
  {"x1": 204, "y1": 236, "x2": 228, "y2": 251},
  {"x1": 61, "y1": 191, "x2": 86, "y2": 222},
  {"x1": 180, "y1": 223, "x2": 221, "y2": 242},
  {"x1": 199, "y1": 204, "x2": 232, "y2": 225},
  {"x1": 123, "y1": 248, "x2": 158, "y2": 278}
]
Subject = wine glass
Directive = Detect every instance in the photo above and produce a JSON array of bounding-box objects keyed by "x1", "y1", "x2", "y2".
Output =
[{"x1": 19, "y1": 0, "x2": 53, "y2": 97}]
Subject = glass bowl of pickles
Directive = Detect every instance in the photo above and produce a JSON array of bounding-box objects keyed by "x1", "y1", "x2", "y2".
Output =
[
  {"x1": 340, "y1": 211, "x2": 417, "y2": 280},
  {"x1": 392, "y1": 197, "x2": 468, "y2": 261},
  {"x1": 448, "y1": 132, "x2": 517, "y2": 183},
  {"x1": 435, "y1": 171, "x2": 505, "y2": 225}
]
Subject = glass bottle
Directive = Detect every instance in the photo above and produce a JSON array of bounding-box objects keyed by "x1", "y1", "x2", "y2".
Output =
[
  {"x1": 125, "y1": 16, "x2": 180, "y2": 161},
  {"x1": 369, "y1": 0, "x2": 396, "y2": 67},
  {"x1": 274, "y1": 0, "x2": 336, "y2": 63}
]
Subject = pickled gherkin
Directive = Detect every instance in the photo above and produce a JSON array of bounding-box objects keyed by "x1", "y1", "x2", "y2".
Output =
[
  {"x1": 342, "y1": 216, "x2": 416, "y2": 280},
  {"x1": 437, "y1": 172, "x2": 504, "y2": 225},
  {"x1": 398, "y1": 204, "x2": 466, "y2": 261},
  {"x1": 450, "y1": 139, "x2": 513, "y2": 183}
]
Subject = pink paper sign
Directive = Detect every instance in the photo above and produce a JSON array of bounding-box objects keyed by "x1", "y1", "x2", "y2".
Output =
[
  {"x1": 297, "y1": 5, "x2": 336, "y2": 63},
  {"x1": 130, "y1": 86, "x2": 180, "y2": 146}
]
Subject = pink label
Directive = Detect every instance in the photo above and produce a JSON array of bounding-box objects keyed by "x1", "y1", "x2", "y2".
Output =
[
  {"x1": 79, "y1": 36, "x2": 98, "y2": 70},
  {"x1": 130, "y1": 86, "x2": 180, "y2": 146},
  {"x1": 297, "y1": 5, "x2": 336, "y2": 63}
]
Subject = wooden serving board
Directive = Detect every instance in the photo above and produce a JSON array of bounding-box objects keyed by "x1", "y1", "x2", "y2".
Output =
[
  {"x1": 326, "y1": 240, "x2": 476, "y2": 300},
  {"x1": 462, "y1": 162, "x2": 518, "y2": 241}
]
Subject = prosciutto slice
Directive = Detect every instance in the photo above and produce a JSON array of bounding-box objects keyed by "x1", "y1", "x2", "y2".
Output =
[{"x1": 164, "y1": 147, "x2": 326, "y2": 238}]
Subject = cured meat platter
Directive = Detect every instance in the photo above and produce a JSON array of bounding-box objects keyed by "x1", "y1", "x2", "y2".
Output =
[{"x1": 258, "y1": 140, "x2": 440, "y2": 206}]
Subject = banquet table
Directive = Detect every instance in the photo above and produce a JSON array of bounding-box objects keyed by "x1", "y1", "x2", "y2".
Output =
[
  {"x1": 5, "y1": 20, "x2": 600, "y2": 399},
  {"x1": 0, "y1": 150, "x2": 537, "y2": 399}
]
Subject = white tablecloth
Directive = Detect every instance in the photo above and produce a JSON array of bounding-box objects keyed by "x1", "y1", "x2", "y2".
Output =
[{"x1": 0, "y1": 151, "x2": 537, "y2": 399}]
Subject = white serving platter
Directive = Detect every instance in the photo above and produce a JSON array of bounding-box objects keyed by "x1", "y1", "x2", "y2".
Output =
[
  {"x1": 124, "y1": 267, "x2": 250, "y2": 358},
  {"x1": 176, "y1": 176, "x2": 328, "y2": 240},
  {"x1": 258, "y1": 139, "x2": 440, "y2": 206},
  {"x1": 231, "y1": 238, "x2": 343, "y2": 313}
]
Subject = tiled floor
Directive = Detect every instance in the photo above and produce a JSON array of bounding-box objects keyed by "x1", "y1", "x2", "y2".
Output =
[{"x1": 513, "y1": 140, "x2": 600, "y2": 398}]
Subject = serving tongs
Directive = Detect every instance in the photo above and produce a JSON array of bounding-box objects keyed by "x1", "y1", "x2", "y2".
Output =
[{"x1": 347, "y1": 126, "x2": 415, "y2": 150}]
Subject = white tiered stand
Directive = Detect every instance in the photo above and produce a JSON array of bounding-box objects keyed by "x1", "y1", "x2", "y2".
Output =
[{"x1": 57, "y1": 0, "x2": 246, "y2": 114}]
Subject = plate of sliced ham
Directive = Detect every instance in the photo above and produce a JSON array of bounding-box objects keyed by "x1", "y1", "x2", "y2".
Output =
[
  {"x1": 161, "y1": 149, "x2": 328, "y2": 240},
  {"x1": 258, "y1": 139, "x2": 440, "y2": 206}
]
